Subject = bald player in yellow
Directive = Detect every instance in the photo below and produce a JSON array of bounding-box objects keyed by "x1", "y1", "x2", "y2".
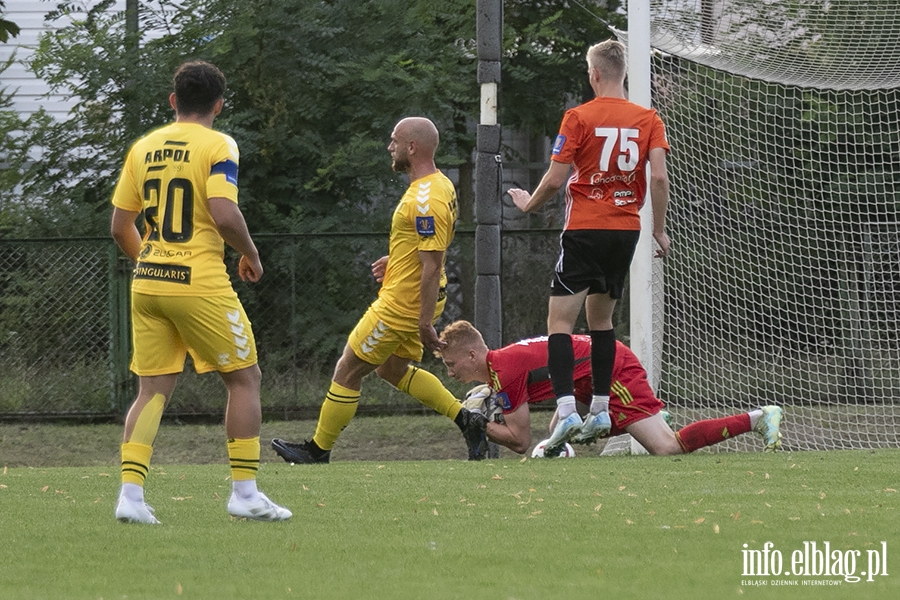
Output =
[
  {"x1": 271, "y1": 117, "x2": 489, "y2": 463},
  {"x1": 110, "y1": 60, "x2": 290, "y2": 523}
]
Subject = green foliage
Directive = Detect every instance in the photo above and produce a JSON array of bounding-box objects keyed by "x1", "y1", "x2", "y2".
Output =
[
  {"x1": 0, "y1": 1, "x2": 631, "y2": 400},
  {"x1": 0, "y1": 0, "x2": 20, "y2": 43},
  {"x1": 0, "y1": 0, "x2": 482, "y2": 235},
  {"x1": 0, "y1": 55, "x2": 26, "y2": 236},
  {"x1": 0, "y1": 0, "x2": 487, "y2": 374},
  {"x1": 181, "y1": 0, "x2": 482, "y2": 232},
  {"x1": 2, "y1": 1, "x2": 188, "y2": 236},
  {"x1": 1, "y1": 0, "x2": 629, "y2": 236},
  {"x1": 501, "y1": 0, "x2": 625, "y2": 136}
]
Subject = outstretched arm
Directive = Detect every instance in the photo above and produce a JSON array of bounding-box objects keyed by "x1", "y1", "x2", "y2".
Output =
[{"x1": 507, "y1": 161, "x2": 571, "y2": 213}]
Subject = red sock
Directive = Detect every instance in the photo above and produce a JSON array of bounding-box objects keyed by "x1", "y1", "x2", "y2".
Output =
[{"x1": 675, "y1": 414, "x2": 752, "y2": 453}]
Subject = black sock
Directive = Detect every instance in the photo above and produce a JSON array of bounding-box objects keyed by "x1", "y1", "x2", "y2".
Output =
[
  {"x1": 589, "y1": 329, "x2": 616, "y2": 397},
  {"x1": 548, "y1": 333, "x2": 575, "y2": 398}
]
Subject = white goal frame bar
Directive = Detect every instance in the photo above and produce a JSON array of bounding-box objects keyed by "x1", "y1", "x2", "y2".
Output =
[{"x1": 627, "y1": 0, "x2": 659, "y2": 389}]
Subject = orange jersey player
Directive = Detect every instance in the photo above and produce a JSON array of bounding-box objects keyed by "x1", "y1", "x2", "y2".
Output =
[{"x1": 507, "y1": 39, "x2": 672, "y2": 455}]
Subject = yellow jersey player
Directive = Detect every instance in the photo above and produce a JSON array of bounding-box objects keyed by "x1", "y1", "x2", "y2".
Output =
[
  {"x1": 110, "y1": 60, "x2": 290, "y2": 523},
  {"x1": 271, "y1": 117, "x2": 489, "y2": 463}
]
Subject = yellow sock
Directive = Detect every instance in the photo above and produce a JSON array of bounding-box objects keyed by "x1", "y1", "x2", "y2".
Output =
[
  {"x1": 130, "y1": 393, "x2": 165, "y2": 446},
  {"x1": 121, "y1": 442, "x2": 153, "y2": 486},
  {"x1": 227, "y1": 437, "x2": 260, "y2": 481},
  {"x1": 397, "y1": 366, "x2": 461, "y2": 420},
  {"x1": 312, "y1": 381, "x2": 360, "y2": 451}
]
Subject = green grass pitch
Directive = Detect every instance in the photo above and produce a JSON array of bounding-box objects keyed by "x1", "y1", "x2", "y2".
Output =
[{"x1": 1, "y1": 450, "x2": 897, "y2": 599}]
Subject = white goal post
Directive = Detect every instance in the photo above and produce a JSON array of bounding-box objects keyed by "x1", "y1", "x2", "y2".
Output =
[{"x1": 621, "y1": 0, "x2": 900, "y2": 452}]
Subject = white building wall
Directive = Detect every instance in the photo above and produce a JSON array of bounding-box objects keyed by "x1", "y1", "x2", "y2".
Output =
[{"x1": 0, "y1": 0, "x2": 126, "y2": 120}]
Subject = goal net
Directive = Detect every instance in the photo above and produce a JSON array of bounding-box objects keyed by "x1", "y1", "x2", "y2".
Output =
[{"x1": 614, "y1": 0, "x2": 900, "y2": 452}]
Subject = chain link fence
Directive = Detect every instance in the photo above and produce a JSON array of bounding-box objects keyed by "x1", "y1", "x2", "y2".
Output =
[
  {"x1": 0, "y1": 231, "x2": 561, "y2": 420},
  {"x1": 0, "y1": 239, "x2": 121, "y2": 417}
]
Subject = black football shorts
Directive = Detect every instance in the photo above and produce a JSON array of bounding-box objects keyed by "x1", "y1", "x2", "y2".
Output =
[{"x1": 549, "y1": 229, "x2": 640, "y2": 299}]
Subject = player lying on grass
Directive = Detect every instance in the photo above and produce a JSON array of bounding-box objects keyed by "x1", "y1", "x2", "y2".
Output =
[{"x1": 438, "y1": 320, "x2": 783, "y2": 457}]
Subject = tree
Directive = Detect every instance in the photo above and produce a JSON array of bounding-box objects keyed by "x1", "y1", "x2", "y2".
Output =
[
  {"x1": 1, "y1": 55, "x2": 27, "y2": 236},
  {"x1": 502, "y1": 0, "x2": 625, "y2": 136},
  {"x1": 180, "y1": 0, "x2": 481, "y2": 233},
  {"x1": 3, "y1": 0, "x2": 626, "y2": 236},
  {"x1": 1, "y1": 0, "x2": 26, "y2": 235},
  {"x1": 0, "y1": 0, "x2": 631, "y2": 369},
  {"x1": 2, "y1": 1, "x2": 189, "y2": 236},
  {"x1": 0, "y1": 0, "x2": 21, "y2": 43}
]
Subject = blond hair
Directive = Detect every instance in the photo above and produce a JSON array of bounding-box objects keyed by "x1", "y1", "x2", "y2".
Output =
[
  {"x1": 587, "y1": 39, "x2": 626, "y2": 82},
  {"x1": 438, "y1": 320, "x2": 485, "y2": 353}
]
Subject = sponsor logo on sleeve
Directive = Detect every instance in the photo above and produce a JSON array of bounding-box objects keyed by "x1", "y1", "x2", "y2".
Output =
[
  {"x1": 416, "y1": 216, "x2": 436, "y2": 236},
  {"x1": 552, "y1": 134, "x2": 566, "y2": 155}
]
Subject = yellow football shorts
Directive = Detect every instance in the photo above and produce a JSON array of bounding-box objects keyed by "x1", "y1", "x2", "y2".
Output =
[
  {"x1": 130, "y1": 291, "x2": 258, "y2": 376},
  {"x1": 348, "y1": 304, "x2": 430, "y2": 365}
]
